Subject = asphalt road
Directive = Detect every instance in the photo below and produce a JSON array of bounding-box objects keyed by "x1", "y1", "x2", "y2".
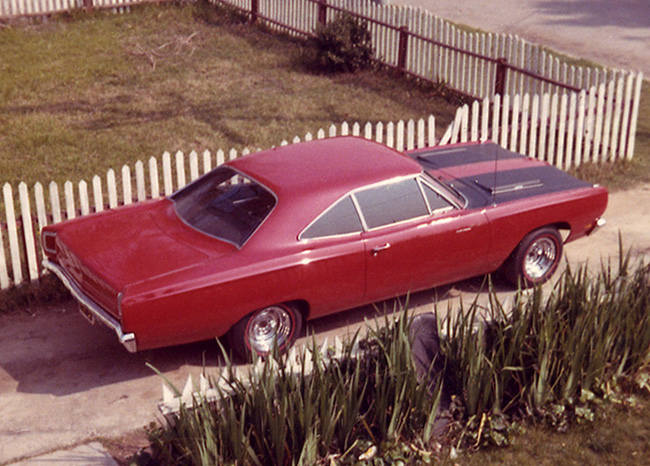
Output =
[{"x1": 387, "y1": 0, "x2": 650, "y2": 76}]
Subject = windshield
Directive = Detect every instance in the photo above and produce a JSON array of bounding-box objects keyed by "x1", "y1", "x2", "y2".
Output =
[{"x1": 171, "y1": 167, "x2": 276, "y2": 247}]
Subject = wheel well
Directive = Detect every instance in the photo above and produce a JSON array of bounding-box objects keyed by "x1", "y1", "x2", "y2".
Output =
[
  {"x1": 551, "y1": 222, "x2": 571, "y2": 242},
  {"x1": 286, "y1": 299, "x2": 310, "y2": 320},
  {"x1": 503, "y1": 223, "x2": 570, "y2": 265}
]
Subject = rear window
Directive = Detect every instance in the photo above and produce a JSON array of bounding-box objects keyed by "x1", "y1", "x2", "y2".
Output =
[{"x1": 171, "y1": 167, "x2": 276, "y2": 247}]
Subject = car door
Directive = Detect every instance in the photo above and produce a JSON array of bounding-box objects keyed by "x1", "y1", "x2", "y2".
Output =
[
  {"x1": 355, "y1": 176, "x2": 491, "y2": 303},
  {"x1": 297, "y1": 195, "x2": 366, "y2": 317}
]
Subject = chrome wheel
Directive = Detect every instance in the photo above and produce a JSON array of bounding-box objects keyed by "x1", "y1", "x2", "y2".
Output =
[
  {"x1": 245, "y1": 305, "x2": 294, "y2": 355},
  {"x1": 504, "y1": 227, "x2": 563, "y2": 288},
  {"x1": 523, "y1": 237, "x2": 558, "y2": 280}
]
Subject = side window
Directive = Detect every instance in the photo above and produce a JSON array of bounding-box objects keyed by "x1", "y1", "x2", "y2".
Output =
[
  {"x1": 301, "y1": 196, "x2": 363, "y2": 239},
  {"x1": 420, "y1": 181, "x2": 454, "y2": 213},
  {"x1": 354, "y1": 178, "x2": 428, "y2": 230}
]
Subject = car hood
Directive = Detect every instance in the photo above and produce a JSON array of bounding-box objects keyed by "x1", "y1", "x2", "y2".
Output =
[
  {"x1": 411, "y1": 142, "x2": 594, "y2": 209},
  {"x1": 55, "y1": 199, "x2": 234, "y2": 292}
]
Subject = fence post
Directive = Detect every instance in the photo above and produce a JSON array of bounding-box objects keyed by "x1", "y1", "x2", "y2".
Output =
[
  {"x1": 318, "y1": 0, "x2": 328, "y2": 26},
  {"x1": 397, "y1": 26, "x2": 409, "y2": 72},
  {"x1": 494, "y1": 57, "x2": 508, "y2": 96},
  {"x1": 83, "y1": 0, "x2": 93, "y2": 12},
  {"x1": 250, "y1": 0, "x2": 259, "y2": 24}
]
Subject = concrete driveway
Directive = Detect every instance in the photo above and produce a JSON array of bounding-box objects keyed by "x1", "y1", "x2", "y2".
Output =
[
  {"x1": 2, "y1": 183, "x2": 650, "y2": 465},
  {"x1": 388, "y1": 0, "x2": 650, "y2": 76}
]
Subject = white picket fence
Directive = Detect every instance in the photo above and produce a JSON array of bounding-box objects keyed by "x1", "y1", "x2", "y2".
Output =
[
  {"x1": 218, "y1": 0, "x2": 643, "y2": 100},
  {"x1": 0, "y1": 115, "x2": 439, "y2": 290},
  {"x1": 1, "y1": 76, "x2": 644, "y2": 290},
  {"x1": 0, "y1": 0, "x2": 147, "y2": 17},
  {"x1": 442, "y1": 81, "x2": 644, "y2": 169},
  {"x1": 3, "y1": 0, "x2": 643, "y2": 102}
]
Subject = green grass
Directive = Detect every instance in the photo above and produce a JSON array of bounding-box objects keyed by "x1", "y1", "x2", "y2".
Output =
[
  {"x1": 1, "y1": 3, "x2": 647, "y2": 193},
  {"x1": 0, "y1": 3, "x2": 460, "y2": 189},
  {"x1": 438, "y1": 399, "x2": 650, "y2": 466}
]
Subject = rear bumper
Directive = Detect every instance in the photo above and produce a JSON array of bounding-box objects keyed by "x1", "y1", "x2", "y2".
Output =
[{"x1": 43, "y1": 259, "x2": 138, "y2": 352}]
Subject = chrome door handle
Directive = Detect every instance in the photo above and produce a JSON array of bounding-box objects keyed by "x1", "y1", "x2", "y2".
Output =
[{"x1": 372, "y1": 243, "x2": 391, "y2": 256}]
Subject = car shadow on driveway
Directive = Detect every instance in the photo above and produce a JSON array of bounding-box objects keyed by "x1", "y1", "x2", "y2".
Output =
[
  {"x1": 0, "y1": 300, "x2": 229, "y2": 397},
  {"x1": 0, "y1": 274, "x2": 514, "y2": 398}
]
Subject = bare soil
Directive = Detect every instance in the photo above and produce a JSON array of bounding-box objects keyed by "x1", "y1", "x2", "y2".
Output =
[{"x1": 1, "y1": 184, "x2": 649, "y2": 465}]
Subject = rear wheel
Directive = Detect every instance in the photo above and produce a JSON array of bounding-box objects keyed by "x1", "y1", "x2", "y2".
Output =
[
  {"x1": 504, "y1": 227, "x2": 563, "y2": 288},
  {"x1": 227, "y1": 303, "x2": 303, "y2": 359}
]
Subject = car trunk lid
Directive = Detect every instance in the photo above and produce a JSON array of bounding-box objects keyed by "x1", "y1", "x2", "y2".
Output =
[{"x1": 55, "y1": 199, "x2": 234, "y2": 316}]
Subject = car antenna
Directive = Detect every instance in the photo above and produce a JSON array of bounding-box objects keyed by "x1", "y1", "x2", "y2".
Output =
[{"x1": 492, "y1": 141, "x2": 498, "y2": 206}]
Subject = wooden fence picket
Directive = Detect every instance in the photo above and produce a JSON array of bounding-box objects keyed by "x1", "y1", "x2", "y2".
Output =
[
  {"x1": 190, "y1": 151, "x2": 199, "y2": 182},
  {"x1": 565, "y1": 92, "x2": 577, "y2": 170},
  {"x1": 107, "y1": 169, "x2": 118, "y2": 208},
  {"x1": 34, "y1": 182, "x2": 48, "y2": 237},
  {"x1": 79, "y1": 180, "x2": 90, "y2": 216},
  {"x1": 0, "y1": 225, "x2": 9, "y2": 289},
  {"x1": 64, "y1": 181, "x2": 75, "y2": 220},
  {"x1": 93, "y1": 176, "x2": 104, "y2": 212},
  {"x1": 556, "y1": 93, "x2": 568, "y2": 169},
  {"x1": 3, "y1": 184, "x2": 23, "y2": 285},
  {"x1": 202, "y1": 150, "x2": 212, "y2": 175},
  {"x1": 149, "y1": 157, "x2": 160, "y2": 199},
  {"x1": 627, "y1": 73, "x2": 643, "y2": 160},
  {"x1": 49, "y1": 181, "x2": 62, "y2": 224},
  {"x1": 122, "y1": 165, "x2": 132, "y2": 206},
  {"x1": 175, "y1": 151, "x2": 186, "y2": 190}
]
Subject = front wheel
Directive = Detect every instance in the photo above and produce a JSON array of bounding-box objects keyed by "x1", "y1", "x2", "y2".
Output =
[
  {"x1": 227, "y1": 303, "x2": 303, "y2": 359},
  {"x1": 504, "y1": 227, "x2": 563, "y2": 288}
]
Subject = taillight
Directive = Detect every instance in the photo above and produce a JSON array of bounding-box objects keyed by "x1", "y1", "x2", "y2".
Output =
[{"x1": 42, "y1": 231, "x2": 57, "y2": 256}]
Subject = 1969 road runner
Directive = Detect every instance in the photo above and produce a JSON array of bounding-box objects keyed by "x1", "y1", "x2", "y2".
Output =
[{"x1": 42, "y1": 137, "x2": 607, "y2": 356}]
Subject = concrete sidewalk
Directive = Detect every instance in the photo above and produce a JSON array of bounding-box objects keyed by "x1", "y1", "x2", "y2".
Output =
[
  {"x1": 387, "y1": 0, "x2": 650, "y2": 75},
  {"x1": 8, "y1": 443, "x2": 118, "y2": 466}
]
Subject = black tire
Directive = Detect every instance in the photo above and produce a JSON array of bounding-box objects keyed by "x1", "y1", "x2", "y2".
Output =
[
  {"x1": 227, "y1": 303, "x2": 303, "y2": 359},
  {"x1": 504, "y1": 227, "x2": 563, "y2": 288}
]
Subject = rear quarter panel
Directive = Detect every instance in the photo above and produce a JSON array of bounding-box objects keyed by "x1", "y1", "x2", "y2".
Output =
[
  {"x1": 119, "y1": 240, "x2": 366, "y2": 350},
  {"x1": 484, "y1": 186, "x2": 608, "y2": 269}
]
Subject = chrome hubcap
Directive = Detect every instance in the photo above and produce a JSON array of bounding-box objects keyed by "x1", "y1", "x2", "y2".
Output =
[
  {"x1": 524, "y1": 237, "x2": 557, "y2": 280},
  {"x1": 247, "y1": 306, "x2": 292, "y2": 355}
]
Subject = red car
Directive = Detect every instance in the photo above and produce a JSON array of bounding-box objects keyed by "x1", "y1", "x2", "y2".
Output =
[{"x1": 42, "y1": 137, "x2": 607, "y2": 356}]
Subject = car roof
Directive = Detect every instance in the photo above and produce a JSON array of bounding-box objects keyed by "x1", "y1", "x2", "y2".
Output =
[{"x1": 227, "y1": 136, "x2": 422, "y2": 205}]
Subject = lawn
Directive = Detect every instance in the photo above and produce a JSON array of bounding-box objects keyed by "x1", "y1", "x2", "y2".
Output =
[{"x1": 0, "y1": 3, "x2": 461, "y2": 189}]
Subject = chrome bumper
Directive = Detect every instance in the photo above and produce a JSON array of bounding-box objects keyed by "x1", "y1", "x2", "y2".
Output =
[{"x1": 43, "y1": 259, "x2": 137, "y2": 352}]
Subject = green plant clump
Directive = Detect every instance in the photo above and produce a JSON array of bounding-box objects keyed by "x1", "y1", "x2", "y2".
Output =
[
  {"x1": 308, "y1": 13, "x2": 375, "y2": 73},
  {"x1": 143, "y1": 245, "x2": 650, "y2": 465},
  {"x1": 442, "y1": 244, "x2": 650, "y2": 448},
  {"x1": 146, "y1": 313, "x2": 443, "y2": 466}
]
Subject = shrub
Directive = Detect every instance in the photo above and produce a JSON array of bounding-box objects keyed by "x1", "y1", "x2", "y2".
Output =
[{"x1": 307, "y1": 13, "x2": 375, "y2": 73}]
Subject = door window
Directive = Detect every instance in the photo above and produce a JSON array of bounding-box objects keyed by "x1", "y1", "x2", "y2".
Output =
[{"x1": 354, "y1": 178, "x2": 429, "y2": 230}]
